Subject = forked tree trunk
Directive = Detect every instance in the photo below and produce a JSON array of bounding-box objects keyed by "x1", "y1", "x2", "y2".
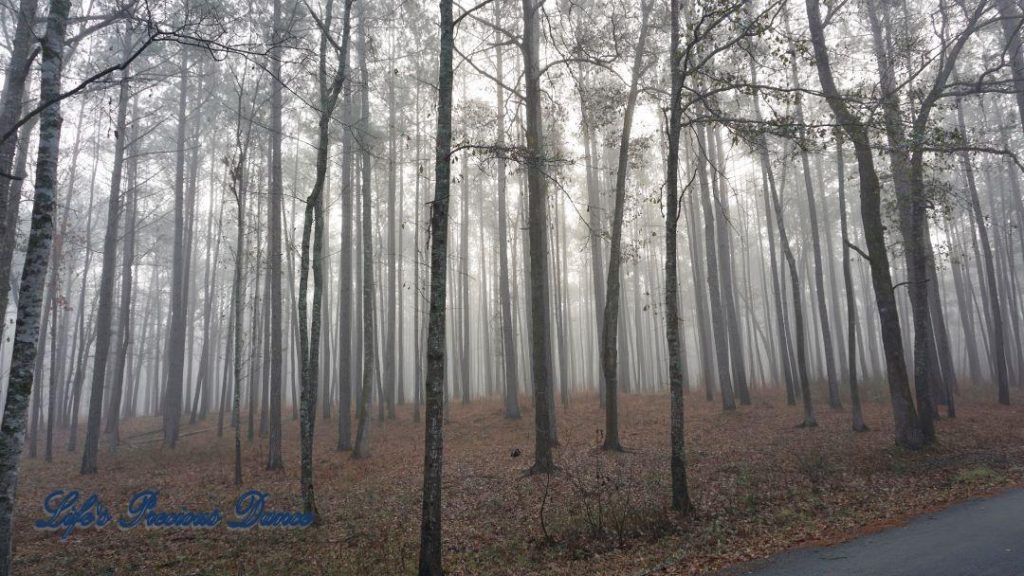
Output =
[{"x1": 805, "y1": 0, "x2": 923, "y2": 449}]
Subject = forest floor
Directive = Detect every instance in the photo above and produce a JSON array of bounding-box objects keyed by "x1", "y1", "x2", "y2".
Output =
[{"x1": 12, "y1": 388, "x2": 1024, "y2": 575}]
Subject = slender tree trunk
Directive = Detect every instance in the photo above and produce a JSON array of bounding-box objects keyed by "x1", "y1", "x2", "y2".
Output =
[
  {"x1": 0, "y1": 0, "x2": 40, "y2": 336},
  {"x1": 709, "y1": 126, "x2": 751, "y2": 405},
  {"x1": 0, "y1": 0, "x2": 72, "y2": 569},
  {"x1": 956, "y1": 97, "x2": 1010, "y2": 404},
  {"x1": 665, "y1": 0, "x2": 692, "y2": 512},
  {"x1": 267, "y1": 0, "x2": 285, "y2": 470},
  {"x1": 837, "y1": 139, "x2": 868, "y2": 431},
  {"x1": 353, "y1": 5, "x2": 376, "y2": 458},
  {"x1": 163, "y1": 47, "x2": 190, "y2": 448},
  {"x1": 784, "y1": 16, "x2": 841, "y2": 409},
  {"x1": 601, "y1": 0, "x2": 651, "y2": 450},
  {"x1": 695, "y1": 124, "x2": 736, "y2": 411},
  {"x1": 81, "y1": 36, "x2": 134, "y2": 474},
  {"x1": 106, "y1": 37, "x2": 136, "y2": 452},
  {"x1": 417, "y1": 0, "x2": 454, "y2": 570},
  {"x1": 337, "y1": 79, "x2": 355, "y2": 450},
  {"x1": 494, "y1": 11, "x2": 520, "y2": 418}
]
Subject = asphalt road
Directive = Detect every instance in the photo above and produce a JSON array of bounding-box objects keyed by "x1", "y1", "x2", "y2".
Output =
[{"x1": 719, "y1": 488, "x2": 1024, "y2": 576}]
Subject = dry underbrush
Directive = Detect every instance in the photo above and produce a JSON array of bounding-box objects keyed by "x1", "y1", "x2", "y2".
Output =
[{"x1": 12, "y1": 389, "x2": 1024, "y2": 575}]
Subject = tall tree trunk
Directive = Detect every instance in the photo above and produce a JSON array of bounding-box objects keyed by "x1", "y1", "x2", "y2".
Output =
[
  {"x1": 695, "y1": 124, "x2": 736, "y2": 411},
  {"x1": 784, "y1": 15, "x2": 841, "y2": 409},
  {"x1": 0, "y1": 0, "x2": 40, "y2": 336},
  {"x1": 837, "y1": 138, "x2": 868, "y2": 431},
  {"x1": 0, "y1": 0, "x2": 72, "y2": 570},
  {"x1": 805, "y1": 0, "x2": 923, "y2": 449},
  {"x1": 81, "y1": 35, "x2": 133, "y2": 474},
  {"x1": 106, "y1": 36, "x2": 136, "y2": 452},
  {"x1": 601, "y1": 0, "x2": 651, "y2": 450},
  {"x1": 709, "y1": 126, "x2": 751, "y2": 405},
  {"x1": 337, "y1": 77, "x2": 355, "y2": 450},
  {"x1": 384, "y1": 43, "x2": 398, "y2": 419},
  {"x1": 267, "y1": 0, "x2": 285, "y2": 470},
  {"x1": 749, "y1": 58, "x2": 796, "y2": 405},
  {"x1": 417, "y1": 0, "x2": 454, "y2": 570},
  {"x1": 521, "y1": 0, "x2": 555, "y2": 473},
  {"x1": 664, "y1": 0, "x2": 692, "y2": 512},
  {"x1": 353, "y1": 4, "x2": 376, "y2": 458},
  {"x1": 163, "y1": 47, "x2": 190, "y2": 448},
  {"x1": 864, "y1": 0, "x2": 936, "y2": 439},
  {"x1": 956, "y1": 97, "x2": 1010, "y2": 404},
  {"x1": 494, "y1": 8, "x2": 520, "y2": 418}
]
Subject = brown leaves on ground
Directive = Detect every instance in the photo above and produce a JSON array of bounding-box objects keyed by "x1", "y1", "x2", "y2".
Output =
[{"x1": 13, "y1": 389, "x2": 1024, "y2": 575}]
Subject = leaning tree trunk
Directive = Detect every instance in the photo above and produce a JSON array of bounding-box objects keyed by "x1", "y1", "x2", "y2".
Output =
[
  {"x1": 0, "y1": 0, "x2": 72, "y2": 571},
  {"x1": 784, "y1": 15, "x2": 841, "y2": 409},
  {"x1": 601, "y1": 0, "x2": 651, "y2": 451},
  {"x1": 956, "y1": 97, "x2": 1010, "y2": 404},
  {"x1": 749, "y1": 57, "x2": 796, "y2": 405},
  {"x1": 805, "y1": 0, "x2": 923, "y2": 449}
]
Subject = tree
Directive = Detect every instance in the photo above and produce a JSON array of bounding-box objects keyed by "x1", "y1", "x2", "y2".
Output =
[
  {"x1": 521, "y1": 0, "x2": 556, "y2": 475},
  {"x1": 417, "y1": 0, "x2": 454, "y2": 569},
  {"x1": 0, "y1": 0, "x2": 73, "y2": 570},
  {"x1": 664, "y1": 0, "x2": 692, "y2": 513},
  {"x1": 493, "y1": 0, "x2": 520, "y2": 420},
  {"x1": 0, "y1": 0, "x2": 40, "y2": 337},
  {"x1": 836, "y1": 137, "x2": 868, "y2": 431},
  {"x1": 299, "y1": 0, "x2": 354, "y2": 516},
  {"x1": 600, "y1": 0, "x2": 652, "y2": 452},
  {"x1": 352, "y1": 0, "x2": 376, "y2": 459},
  {"x1": 804, "y1": 0, "x2": 924, "y2": 449},
  {"x1": 163, "y1": 42, "x2": 191, "y2": 449},
  {"x1": 81, "y1": 30, "x2": 134, "y2": 474},
  {"x1": 266, "y1": 0, "x2": 286, "y2": 472}
]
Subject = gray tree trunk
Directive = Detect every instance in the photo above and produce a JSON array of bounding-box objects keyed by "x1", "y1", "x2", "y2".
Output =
[
  {"x1": 521, "y1": 0, "x2": 555, "y2": 473},
  {"x1": 600, "y1": 0, "x2": 651, "y2": 450},
  {"x1": 267, "y1": 0, "x2": 285, "y2": 470},
  {"x1": 805, "y1": 0, "x2": 923, "y2": 449},
  {"x1": 0, "y1": 0, "x2": 72, "y2": 570},
  {"x1": 417, "y1": 0, "x2": 454, "y2": 570},
  {"x1": 163, "y1": 47, "x2": 190, "y2": 448},
  {"x1": 665, "y1": 0, "x2": 692, "y2": 513}
]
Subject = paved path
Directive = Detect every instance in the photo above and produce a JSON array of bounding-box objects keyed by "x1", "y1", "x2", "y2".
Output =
[{"x1": 719, "y1": 489, "x2": 1024, "y2": 576}]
